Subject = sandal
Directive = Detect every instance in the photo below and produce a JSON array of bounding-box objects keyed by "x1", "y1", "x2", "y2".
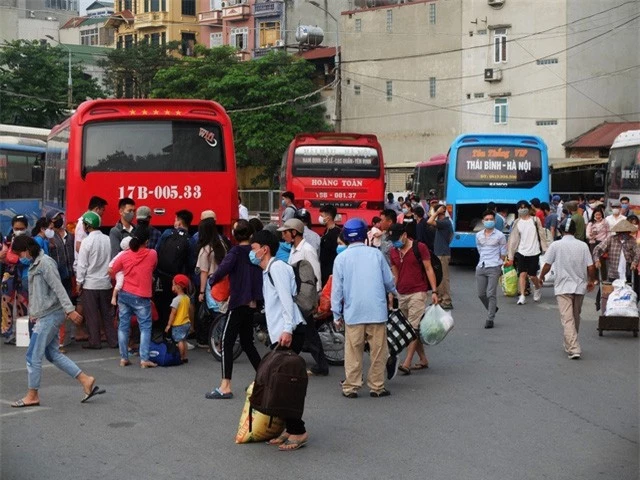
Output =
[
  {"x1": 11, "y1": 399, "x2": 40, "y2": 408},
  {"x1": 279, "y1": 437, "x2": 308, "y2": 451},
  {"x1": 411, "y1": 362, "x2": 429, "y2": 370},
  {"x1": 398, "y1": 365, "x2": 411, "y2": 375},
  {"x1": 267, "y1": 433, "x2": 290, "y2": 446}
]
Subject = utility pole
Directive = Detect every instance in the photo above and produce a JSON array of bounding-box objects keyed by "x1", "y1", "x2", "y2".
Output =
[{"x1": 45, "y1": 35, "x2": 73, "y2": 110}]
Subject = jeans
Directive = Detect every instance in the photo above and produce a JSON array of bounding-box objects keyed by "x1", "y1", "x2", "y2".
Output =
[
  {"x1": 118, "y1": 291, "x2": 152, "y2": 362},
  {"x1": 26, "y1": 309, "x2": 82, "y2": 390},
  {"x1": 476, "y1": 265, "x2": 502, "y2": 321}
]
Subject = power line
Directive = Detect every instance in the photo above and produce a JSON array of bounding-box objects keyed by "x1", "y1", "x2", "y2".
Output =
[{"x1": 0, "y1": 88, "x2": 67, "y2": 105}]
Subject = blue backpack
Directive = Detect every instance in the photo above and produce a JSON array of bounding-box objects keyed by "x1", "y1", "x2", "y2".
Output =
[{"x1": 149, "y1": 338, "x2": 182, "y2": 367}]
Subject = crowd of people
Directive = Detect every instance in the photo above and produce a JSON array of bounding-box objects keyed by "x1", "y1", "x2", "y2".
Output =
[{"x1": 1, "y1": 189, "x2": 639, "y2": 451}]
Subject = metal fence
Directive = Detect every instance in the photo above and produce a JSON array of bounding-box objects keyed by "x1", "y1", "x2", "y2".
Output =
[{"x1": 239, "y1": 189, "x2": 280, "y2": 223}]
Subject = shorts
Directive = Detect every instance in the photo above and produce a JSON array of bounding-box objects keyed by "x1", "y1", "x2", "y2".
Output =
[
  {"x1": 398, "y1": 291, "x2": 428, "y2": 329},
  {"x1": 171, "y1": 323, "x2": 191, "y2": 342},
  {"x1": 515, "y1": 253, "x2": 540, "y2": 277}
]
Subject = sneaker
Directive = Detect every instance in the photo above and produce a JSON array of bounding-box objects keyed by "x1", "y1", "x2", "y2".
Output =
[
  {"x1": 568, "y1": 353, "x2": 581, "y2": 360},
  {"x1": 386, "y1": 355, "x2": 399, "y2": 380},
  {"x1": 533, "y1": 287, "x2": 542, "y2": 302},
  {"x1": 517, "y1": 295, "x2": 526, "y2": 305},
  {"x1": 186, "y1": 342, "x2": 195, "y2": 350},
  {"x1": 484, "y1": 320, "x2": 494, "y2": 329}
]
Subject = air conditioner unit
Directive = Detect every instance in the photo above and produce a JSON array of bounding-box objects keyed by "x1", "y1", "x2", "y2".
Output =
[
  {"x1": 275, "y1": 39, "x2": 285, "y2": 47},
  {"x1": 488, "y1": 0, "x2": 505, "y2": 6},
  {"x1": 484, "y1": 68, "x2": 502, "y2": 82}
]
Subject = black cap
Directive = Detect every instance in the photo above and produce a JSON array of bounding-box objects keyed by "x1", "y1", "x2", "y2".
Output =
[{"x1": 388, "y1": 223, "x2": 405, "y2": 241}]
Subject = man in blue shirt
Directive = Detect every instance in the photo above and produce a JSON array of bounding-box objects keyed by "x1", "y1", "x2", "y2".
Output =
[
  {"x1": 331, "y1": 218, "x2": 398, "y2": 399},
  {"x1": 475, "y1": 210, "x2": 507, "y2": 329}
]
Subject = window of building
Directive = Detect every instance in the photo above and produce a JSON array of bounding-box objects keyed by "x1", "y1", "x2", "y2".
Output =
[
  {"x1": 161, "y1": 31, "x2": 166, "y2": 45},
  {"x1": 182, "y1": 0, "x2": 195, "y2": 16},
  {"x1": 230, "y1": 27, "x2": 248, "y2": 50},
  {"x1": 120, "y1": 0, "x2": 134, "y2": 12},
  {"x1": 210, "y1": 0, "x2": 222, "y2": 9},
  {"x1": 144, "y1": 0, "x2": 164, "y2": 11},
  {"x1": 354, "y1": 85, "x2": 361, "y2": 95},
  {"x1": 494, "y1": 98, "x2": 508, "y2": 124},
  {"x1": 493, "y1": 28, "x2": 507, "y2": 63},
  {"x1": 535, "y1": 119, "x2": 558, "y2": 126},
  {"x1": 124, "y1": 34, "x2": 134, "y2": 49},
  {"x1": 386, "y1": 80, "x2": 393, "y2": 101},
  {"x1": 386, "y1": 10, "x2": 392, "y2": 33},
  {"x1": 210, "y1": 32, "x2": 223, "y2": 47},
  {"x1": 536, "y1": 58, "x2": 558, "y2": 65},
  {"x1": 355, "y1": 18, "x2": 361, "y2": 32},
  {"x1": 150, "y1": 32, "x2": 161, "y2": 46},
  {"x1": 477, "y1": 29, "x2": 487, "y2": 35},
  {"x1": 81, "y1": 27, "x2": 99, "y2": 45},
  {"x1": 474, "y1": 92, "x2": 485, "y2": 98},
  {"x1": 181, "y1": 32, "x2": 196, "y2": 56},
  {"x1": 429, "y1": 77, "x2": 436, "y2": 98},
  {"x1": 429, "y1": 3, "x2": 436, "y2": 24},
  {"x1": 259, "y1": 21, "x2": 280, "y2": 47},
  {"x1": 45, "y1": 0, "x2": 79, "y2": 11}
]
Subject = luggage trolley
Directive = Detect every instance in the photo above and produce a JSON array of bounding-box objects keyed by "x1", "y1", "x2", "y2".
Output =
[{"x1": 597, "y1": 270, "x2": 639, "y2": 338}]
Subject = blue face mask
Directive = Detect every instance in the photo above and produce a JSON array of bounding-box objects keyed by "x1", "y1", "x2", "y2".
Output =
[
  {"x1": 19, "y1": 257, "x2": 31, "y2": 266},
  {"x1": 281, "y1": 199, "x2": 287, "y2": 208},
  {"x1": 279, "y1": 241, "x2": 292, "y2": 253},
  {"x1": 336, "y1": 245, "x2": 347, "y2": 255},
  {"x1": 392, "y1": 240, "x2": 404, "y2": 249},
  {"x1": 402, "y1": 208, "x2": 409, "y2": 214},
  {"x1": 483, "y1": 220, "x2": 495, "y2": 229},
  {"x1": 248, "y1": 250, "x2": 262, "y2": 266}
]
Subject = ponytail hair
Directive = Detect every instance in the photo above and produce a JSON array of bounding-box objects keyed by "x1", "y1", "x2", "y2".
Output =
[{"x1": 129, "y1": 226, "x2": 150, "y2": 252}]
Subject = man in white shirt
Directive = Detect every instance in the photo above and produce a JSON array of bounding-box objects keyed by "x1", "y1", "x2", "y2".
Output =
[
  {"x1": 506, "y1": 200, "x2": 549, "y2": 305},
  {"x1": 76, "y1": 211, "x2": 115, "y2": 349},
  {"x1": 278, "y1": 218, "x2": 328, "y2": 376},
  {"x1": 605, "y1": 200, "x2": 627, "y2": 229},
  {"x1": 238, "y1": 195, "x2": 249, "y2": 220},
  {"x1": 539, "y1": 217, "x2": 596, "y2": 359},
  {"x1": 74, "y1": 196, "x2": 108, "y2": 272}
]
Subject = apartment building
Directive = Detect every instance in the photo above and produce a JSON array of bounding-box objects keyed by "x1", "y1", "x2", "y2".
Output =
[
  {"x1": 0, "y1": 0, "x2": 78, "y2": 42},
  {"x1": 340, "y1": 0, "x2": 640, "y2": 163},
  {"x1": 59, "y1": 1, "x2": 115, "y2": 46}
]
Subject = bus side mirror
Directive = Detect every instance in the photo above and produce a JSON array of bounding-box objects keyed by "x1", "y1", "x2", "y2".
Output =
[{"x1": 594, "y1": 169, "x2": 605, "y2": 188}]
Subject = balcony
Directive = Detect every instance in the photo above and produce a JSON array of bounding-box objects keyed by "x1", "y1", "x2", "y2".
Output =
[
  {"x1": 198, "y1": 9, "x2": 222, "y2": 25},
  {"x1": 235, "y1": 50, "x2": 251, "y2": 61},
  {"x1": 135, "y1": 11, "x2": 169, "y2": 30},
  {"x1": 253, "y1": 0, "x2": 283, "y2": 18},
  {"x1": 222, "y1": 3, "x2": 250, "y2": 21}
]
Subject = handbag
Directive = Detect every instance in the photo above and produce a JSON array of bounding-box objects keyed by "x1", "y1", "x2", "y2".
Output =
[
  {"x1": 211, "y1": 275, "x2": 230, "y2": 302},
  {"x1": 386, "y1": 308, "x2": 418, "y2": 357}
]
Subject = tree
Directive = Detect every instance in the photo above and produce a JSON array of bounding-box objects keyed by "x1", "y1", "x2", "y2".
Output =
[
  {"x1": 98, "y1": 40, "x2": 180, "y2": 98},
  {"x1": 152, "y1": 48, "x2": 331, "y2": 182},
  {"x1": 0, "y1": 40, "x2": 105, "y2": 128}
]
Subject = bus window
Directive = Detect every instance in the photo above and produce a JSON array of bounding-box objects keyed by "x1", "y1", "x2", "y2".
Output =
[
  {"x1": 609, "y1": 145, "x2": 640, "y2": 191},
  {"x1": 292, "y1": 145, "x2": 380, "y2": 178},
  {"x1": 83, "y1": 121, "x2": 225, "y2": 174},
  {"x1": 455, "y1": 146, "x2": 542, "y2": 188}
]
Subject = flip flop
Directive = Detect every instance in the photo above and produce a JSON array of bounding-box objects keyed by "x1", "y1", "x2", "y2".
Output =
[
  {"x1": 81, "y1": 385, "x2": 106, "y2": 403},
  {"x1": 204, "y1": 388, "x2": 233, "y2": 400},
  {"x1": 267, "y1": 433, "x2": 290, "y2": 446},
  {"x1": 11, "y1": 399, "x2": 40, "y2": 408},
  {"x1": 398, "y1": 365, "x2": 411, "y2": 375},
  {"x1": 279, "y1": 438, "x2": 308, "y2": 451},
  {"x1": 411, "y1": 363, "x2": 429, "y2": 370}
]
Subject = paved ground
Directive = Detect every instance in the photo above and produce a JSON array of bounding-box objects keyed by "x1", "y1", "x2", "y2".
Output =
[{"x1": 1, "y1": 265, "x2": 638, "y2": 480}]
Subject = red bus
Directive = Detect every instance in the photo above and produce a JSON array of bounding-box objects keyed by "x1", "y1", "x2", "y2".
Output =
[
  {"x1": 411, "y1": 153, "x2": 447, "y2": 201},
  {"x1": 280, "y1": 133, "x2": 385, "y2": 227},
  {"x1": 44, "y1": 99, "x2": 238, "y2": 232}
]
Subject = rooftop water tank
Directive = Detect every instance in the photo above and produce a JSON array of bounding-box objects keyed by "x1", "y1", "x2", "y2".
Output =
[{"x1": 296, "y1": 25, "x2": 324, "y2": 46}]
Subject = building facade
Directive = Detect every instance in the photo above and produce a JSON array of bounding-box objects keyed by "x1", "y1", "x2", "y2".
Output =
[
  {"x1": 0, "y1": 0, "x2": 78, "y2": 43},
  {"x1": 59, "y1": 2, "x2": 115, "y2": 46}
]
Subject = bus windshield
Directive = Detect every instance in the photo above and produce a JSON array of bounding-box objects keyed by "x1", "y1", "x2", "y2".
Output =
[
  {"x1": 83, "y1": 120, "x2": 225, "y2": 173},
  {"x1": 456, "y1": 145, "x2": 542, "y2": 187},
  {"x1": 608, "y1": 145, "x2": 640, "y2": 191},
  {"x1": 292, "y1": 145, "x2": 380, "y2": 178}
]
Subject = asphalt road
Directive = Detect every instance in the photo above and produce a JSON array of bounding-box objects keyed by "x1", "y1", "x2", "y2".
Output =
[{"x1": 1, "y1": 265, "x2": 638, "y2": 480}]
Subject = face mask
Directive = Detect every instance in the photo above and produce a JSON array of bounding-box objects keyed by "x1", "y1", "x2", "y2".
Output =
[
  {"x1": 402, "y1": 208, "x2": 409, "y2": 214},
  {"x1": 44, "y1": 228, "x2": 55, "y2": 239},
  {"x1": 621, "y1": 204, "x2": 629, "y2": 211},
  {"x1": 392, "y1": 240, "x2": 404, "y2": 249},
  {"x1": 13, "y1": 229, "x2": 26, "y2": 236},
  {"x1": 518, "y1": 208, "x2": 529, "y2": 217},
  {"x1": 318, "y1": 216, "x2": 326, "y2": 226},
  {"x1": 53, "y1": 218, "x2": 64, "y2": 229},
  {"x1": 336, "y1": 245, "x2": 347, "y2": 255},
  {"x1": 280, "y1": 241, "x2": 292, "y2": 253},
  {"x1": 123, "y1": 211, "x2": 135, "y2": 223},
  {"x1": 248, "y1": 250, "x2": 262, "y2": 266},
  {"x1": 483, "y1": 220, "x2": 495, "y2": 229},
  {"x1": 281, "y1": 199, "x2": 287, "y2": 208},
  {"x1": 19, "y1": 257, "x2": 31, "y2": 266},
  {"x1": 612, "y1": 208, "x2": 620, "y2": 215}
]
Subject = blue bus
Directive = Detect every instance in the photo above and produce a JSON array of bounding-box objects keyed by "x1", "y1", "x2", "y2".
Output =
[
  {"x1": 0, "y1": 132, "x2": 48, "y2": 236},
  {"x1": 446, "y1": 134, "x2": 549, "y2": 250}
]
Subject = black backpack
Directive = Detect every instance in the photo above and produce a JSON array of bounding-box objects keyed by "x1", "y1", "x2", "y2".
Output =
[
  {"x1": 157, "y1": 229, "x2": 190, "y2": 275},
  {"x1": 250, "y1": 347, "x2": 308, "y2": 419},
  {"x1": 413, "y1": 241, "x2": 443, "y2": 290},
  {"x1": 268, "y1": 260, "x2": 318, "y2": 317}
]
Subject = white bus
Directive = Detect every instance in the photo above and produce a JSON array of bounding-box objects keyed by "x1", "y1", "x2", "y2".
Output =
[{"x1": 606, "y1": 130, "x2": 640, "y2": 217}]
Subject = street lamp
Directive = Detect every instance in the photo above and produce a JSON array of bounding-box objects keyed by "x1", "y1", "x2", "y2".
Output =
[
  {"x1": 307, "y1": 0, "x2": 341, "y2": 132},
  {"x1": 45, "y1": 35, "x2": 73, "y2": 110}
]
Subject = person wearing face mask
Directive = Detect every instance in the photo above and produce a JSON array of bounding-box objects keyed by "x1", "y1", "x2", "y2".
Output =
[
  {"x1": 206, "y1": 220, "x2": 263, "y2": 399},
  {"x1": 134, "y1": 206, "x2": 161, "y2": 250},
  {"x1": 109, "y1": 197, "x2": 136, "y2": 259},
  {"x1": 31, "y1": 217, "x2": 53, "y2": 256},
  {"x1": 505, "y1": 200, "x2": 549, "y2": 305},
  {"x1": 620, "y1": 196, "x2": 631, "y2": 216},
  {"x1": 475, "y1": 210, "x2": 507, "y2": 329},
  {"x1": 319, "y1": 204, "x2": 341, "y2": 286},
  {"x1": 399, "y1": 201, "x2": 416, "y2": 226},
  {"x1": 593, "y1": 219, "x2": 639, "y2": 283},
  {"x1": 605, "y1": 200, "x2": 627, "y2": 229}
]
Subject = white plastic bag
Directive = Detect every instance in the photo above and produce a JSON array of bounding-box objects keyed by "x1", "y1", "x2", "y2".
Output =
[
  {"x1": 605, "y1": 279, "x2": 639, "y2": 317},
  {"x1": 539, "y1": 254, "x2": 555, "y2": 286},
  {"x1": 419, "y1": 305, "x2": 454, "y2": 346}
]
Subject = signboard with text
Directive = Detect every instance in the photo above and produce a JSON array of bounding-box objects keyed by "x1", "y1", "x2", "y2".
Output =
[{"x1": 456, "y1": 146, "x2": 542, "y2": 187}]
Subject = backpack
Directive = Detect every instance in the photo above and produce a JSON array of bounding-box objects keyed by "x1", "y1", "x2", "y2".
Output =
[
  {"x1": 157, "y1": 229, "x2": 190, "y2": 275},
  {"x1": 413, "y1": 241, "x2": 443, "y2": 290},
  {"x1": 249, "y1": 347, "x2": 308, "y2": 419},
  {"x1": 268, "y1": 259, "x2": 318, "y2": 317},
  {"x1": 149, "y1": 337, "x2": 182, "y2": 367}
]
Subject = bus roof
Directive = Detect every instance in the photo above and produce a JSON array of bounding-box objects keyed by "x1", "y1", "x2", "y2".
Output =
[
  {"x1": 0, "y1": 124, "x2": 50, "y2": 141},
  {"x1": 0, "y1": 135, "x2": 46, "y2": 152},
  {"x1": 452, "y1": 133, "x2": 547, "y2": 149},
  {"x1": 611, "y1": 130, "x2": 640, "y2": 149},
  {"x1": 415, "y1": 153, "x2": 447, "y2": 168},
  {"x1": 292, "y1": 132, "x2": 380, "y2": 145}
]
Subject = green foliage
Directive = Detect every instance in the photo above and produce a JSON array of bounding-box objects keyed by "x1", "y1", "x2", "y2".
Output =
[
  {"x1": 0, "y1": 39, "x2": 105, "y2": 128},
  {"x1": 152, "y1": 48, "x2": 331, "y2": 182},
  {"x1": 98, "y1": 40, "x2": 180, "y2": 98}
]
